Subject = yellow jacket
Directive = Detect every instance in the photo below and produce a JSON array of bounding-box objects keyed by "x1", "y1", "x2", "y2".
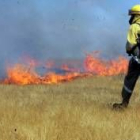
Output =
[
  {"x1": 126, "y1": 15, "x2": 140, "y2": 61},
  {"x1": 127, "y1": 16, "x2": 140, "y2": 45}
]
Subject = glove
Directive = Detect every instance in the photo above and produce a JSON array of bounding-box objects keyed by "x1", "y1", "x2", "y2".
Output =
[
  {"x1": 126, "y1": 41, "x2": 137, "y2": 56},
  {"x1": 126, "y1": 49, "x2": 132, "y2": 56}
]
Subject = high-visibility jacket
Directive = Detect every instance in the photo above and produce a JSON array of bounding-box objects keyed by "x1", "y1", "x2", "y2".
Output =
[{"x1": 126, "y1": 15, "x2": 140, "y2": 63}]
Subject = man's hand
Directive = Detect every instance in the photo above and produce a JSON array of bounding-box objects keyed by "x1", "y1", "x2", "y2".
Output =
[
  {"x1": 126, "y1": 50, "x2": 132, "y2": 56},
  {"x1": 126, "y1": 41, "x2": 137, "y2": 56}
]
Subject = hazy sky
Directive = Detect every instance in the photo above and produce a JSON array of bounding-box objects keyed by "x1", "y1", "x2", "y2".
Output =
[{"x1": 0, "y1": 0, "x2": 140, "y2": 65}]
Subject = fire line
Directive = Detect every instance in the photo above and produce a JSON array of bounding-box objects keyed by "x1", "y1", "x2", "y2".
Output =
[{"x1": 1, "y1": 53, "x2": 128, "y2": 85}]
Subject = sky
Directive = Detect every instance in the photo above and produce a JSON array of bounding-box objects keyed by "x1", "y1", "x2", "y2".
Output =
[{"x1": 0, "y1": 0, "x2": 140, "y2": 75}]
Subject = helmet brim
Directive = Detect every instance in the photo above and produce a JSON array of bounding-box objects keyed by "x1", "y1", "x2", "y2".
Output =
[{"x1": 129, "y1": 9, "x2": 140, "y2": 15}]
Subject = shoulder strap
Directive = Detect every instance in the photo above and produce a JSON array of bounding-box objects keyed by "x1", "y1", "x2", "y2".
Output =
[
  {"x1": 135, "y1": 23, "x2": 140, "y2": 26},
  {"x1": 133, "y1": 22, "x2": 140, "y2": 29}
]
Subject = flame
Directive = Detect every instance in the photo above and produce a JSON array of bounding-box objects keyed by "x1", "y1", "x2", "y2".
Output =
[
  {"x1": 61, "y1": 64, "x2": 80, "y2": 72},
  {"x1": 3, "y1": 64, "x2": 87, "y2": 85},
  {"x1": 4, "y1": 64, "x2": 41, "y2": 85},
  {"x1": 1, "y1": 52, "x2": 129, "y2": 85},
  {"x1": 84, "y1": 52, "x2": 128, "y2": 76}
]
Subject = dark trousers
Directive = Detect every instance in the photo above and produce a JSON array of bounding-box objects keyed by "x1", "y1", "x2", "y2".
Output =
[{"x1": 122, "y1": 57, "x2": 140, "y2": 104}]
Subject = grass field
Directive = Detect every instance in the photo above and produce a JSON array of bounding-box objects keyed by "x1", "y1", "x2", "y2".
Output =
[{"x1": 1, "y1": 76, "x2": 140, "y2": 140}]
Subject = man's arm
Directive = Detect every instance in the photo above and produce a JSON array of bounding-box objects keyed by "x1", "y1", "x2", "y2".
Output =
[
  {"x1": 126, "y1": 41, "x2": 137, "y2": 55},
  {"x1": 126, "y1": 24, "x2": 138, "y2": 55}
]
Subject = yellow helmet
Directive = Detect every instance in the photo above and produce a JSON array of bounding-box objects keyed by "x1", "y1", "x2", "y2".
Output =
[{"x1": 129, "y1": 5, "x2": 140, "y2": 15}]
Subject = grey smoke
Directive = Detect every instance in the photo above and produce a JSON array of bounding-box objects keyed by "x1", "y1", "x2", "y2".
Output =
[{"x1": 0, "y1": 0, "x2": 129, "y2": 77}]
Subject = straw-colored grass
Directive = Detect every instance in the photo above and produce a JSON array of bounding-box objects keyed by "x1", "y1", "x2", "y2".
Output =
[{"x1": 1, "y1": 76, "x2": 140, "y2": 140}]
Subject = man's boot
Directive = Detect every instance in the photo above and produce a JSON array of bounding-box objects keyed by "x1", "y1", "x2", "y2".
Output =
[
  {"x1": 113, "y1": 101, "x2": 128, "y2": 110},
  {"x1": 113, "y1": 87, "x2": 131, "y2": 110}
]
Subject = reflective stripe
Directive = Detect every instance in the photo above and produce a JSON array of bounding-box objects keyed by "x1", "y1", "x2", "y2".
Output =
[
  {"x1": 132, "y1": 56, "x2": 140, "y2": 64},
  {"x1": 124, "y1": 85, "x2": 132, "y2": 93}
]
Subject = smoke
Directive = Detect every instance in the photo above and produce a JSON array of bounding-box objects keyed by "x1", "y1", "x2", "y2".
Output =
[{"x1": 0, "y1": 0, "x2": 131, "y2": 77}]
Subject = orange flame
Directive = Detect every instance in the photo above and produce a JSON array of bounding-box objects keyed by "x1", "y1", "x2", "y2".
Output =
[
  {"x1": 4, "y1": 64, "x2": 41, "y2": 85},
  {"x1": 84, "y1": 52, "x2": 128, "y2": 76},
  {"x1": 2, "y1": 52, "x2": 129, "y2": 85},
  {"x1": 3, "y1": 64, "x2": 87, "y2": 85}
]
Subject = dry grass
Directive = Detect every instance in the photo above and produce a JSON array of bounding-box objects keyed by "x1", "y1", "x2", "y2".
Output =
[{"x1": 0, "y1": 76, "x2": 140, "y2": 140}]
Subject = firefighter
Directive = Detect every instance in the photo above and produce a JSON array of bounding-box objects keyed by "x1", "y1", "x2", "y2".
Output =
[{"x1": 113, "y1": 5, "x2": 140, "y2": 109}]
